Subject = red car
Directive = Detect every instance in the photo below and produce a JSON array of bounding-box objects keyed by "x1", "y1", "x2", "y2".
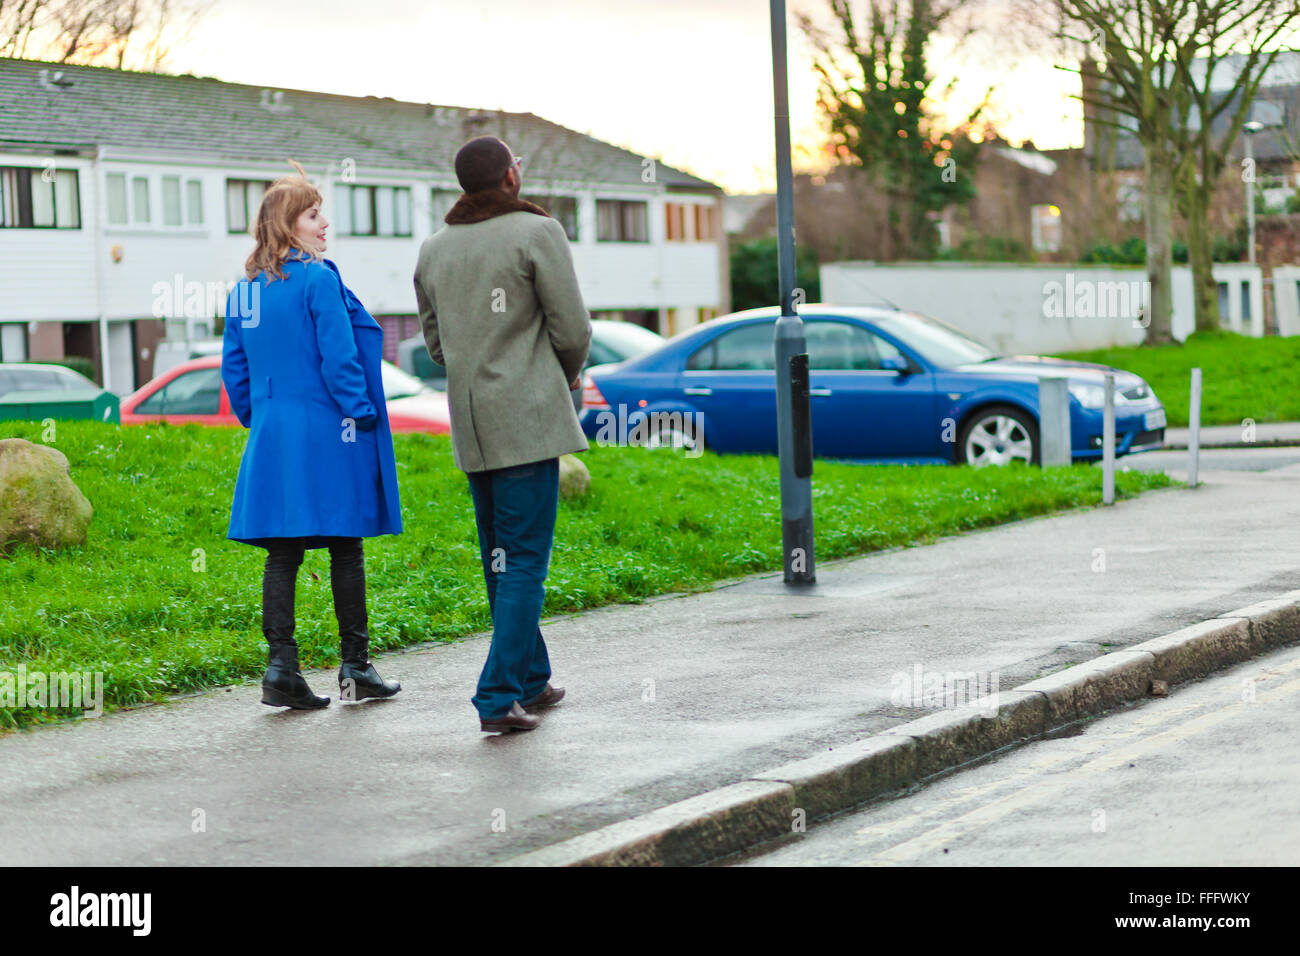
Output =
[{"x1": 120, "y1": 355, "x2": 451, "y2": 434}]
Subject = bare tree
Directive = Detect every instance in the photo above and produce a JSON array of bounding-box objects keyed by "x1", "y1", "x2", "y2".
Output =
[
  {"x1": 1056, "y1": 0, "x2": 1201, "y2": 345},
  {"x1": 1170, "y1": 0, "x2": 1300, "y2": 332},
  {"x1": 2, "y1": 0, "x2": 208, "y2": 70},
  {"x1": 1, "y1": 0, "x2": 54, "y2": 58},
  {"x1": 1057, "y1": 0, "x2": 1300, "y2": 342}
]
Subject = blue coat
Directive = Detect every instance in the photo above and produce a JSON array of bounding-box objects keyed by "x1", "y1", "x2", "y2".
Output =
[{"x1": 221, "y1": 252, "x2": 403, "y2": 549}]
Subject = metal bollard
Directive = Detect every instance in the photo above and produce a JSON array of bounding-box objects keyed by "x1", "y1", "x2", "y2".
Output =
[
  {"x1": 1188, "y1": 367, "x2": 1202, "y2": 488},
  {"x1": 1038, "y1": 376, "x2": 1072, "y2": 467},
  {"x1": 1102, "y1": 373, "x2": 1115, "y2": 504}
]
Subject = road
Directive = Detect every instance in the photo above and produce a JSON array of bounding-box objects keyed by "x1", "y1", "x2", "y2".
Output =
[
  {"x1": 731, "y1": 642, "x2": 1300, "y2": 866},
  {"x1": 1117, "y1": 446, "x2": 1300, "y2": 473}
]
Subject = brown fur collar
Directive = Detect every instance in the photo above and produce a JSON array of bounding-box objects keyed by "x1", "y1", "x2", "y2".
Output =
[{"x1": 444, "y1": 188, "x2": 550, "y2": 225}]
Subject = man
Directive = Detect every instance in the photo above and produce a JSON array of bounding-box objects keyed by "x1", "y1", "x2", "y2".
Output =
[{"x1": 414, "y1": 135, "x2": 592, "y2": 733}]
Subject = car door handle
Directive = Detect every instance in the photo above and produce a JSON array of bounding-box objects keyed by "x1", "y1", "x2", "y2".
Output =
[
  {"x1": 684, "y1": 386, "x2": 713, "y2": 396},
  {"x1": 809, "y1": 387, "x2": 832, "y2": 397}
]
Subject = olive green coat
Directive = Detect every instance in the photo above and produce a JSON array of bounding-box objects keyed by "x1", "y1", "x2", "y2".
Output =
[{"x1": 414, "y1": 194, "x2": 591, "y2": 473}]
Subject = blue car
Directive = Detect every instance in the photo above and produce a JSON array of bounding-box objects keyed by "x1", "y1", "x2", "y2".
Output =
[{"x1": 578, "y1": 305, "x2": 1166, "y2": 465}]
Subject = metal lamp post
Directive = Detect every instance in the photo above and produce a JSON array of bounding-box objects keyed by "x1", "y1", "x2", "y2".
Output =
[
  {"x1": 1245, "y1": 120, "x2": 1263, "y2": 265},
  {"x1": 769, "y1": 0, "x2": 815, "y2": 585}
]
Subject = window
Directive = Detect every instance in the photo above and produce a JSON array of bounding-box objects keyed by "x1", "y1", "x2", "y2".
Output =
[
  {"x1": 430, "y1": 187, "x2": 458, "y2": 230},
  {"x1": 1217, "y1": 282, "x2": 1230, "y2": 323},
  {"x1": 1241, "y1": 283, "x2": 1252, "y2": 321},
  {"x1": 333, "y1": 183, "x2": 353, "y2": 234},
  {"x1": 665, "y1": 202, "x2": 718, "y2": 241},
  {"x1": 8, "y1": 368, "x2": 71, "y2": 391},
  {"x1": 0, "y1": 167, "x2": 81, "y2": 229},
  {"x1": 351, "y1": 186, "x2": 372, "y2": 234},
  {"x1": 665, "y1": 202, "x2": 687, "y2": 241},
  {"x1": 31, "y1": 174, "x2": 55, "y2": 226},
  {"x1": 162, "y1": 176, "x2": 182, "y2": 226},
  {"x1": 335, "y1": 184, "x2": 413, "y2": 237},
  {"x1": 587, "y1": 340, "x2": 623, "y2": 365},
  {"x1": 375, "y1": 186, "x2": 395, "y2": 235},
  {"x1": 132, "y1": 176, "x2": 150, "y2": 223},
  {"x1": 226, "y1": 179, "x2": 269, "y2": 234},
  {"x1": 186, "y1": 180, "x2": 203, "y2": 225},
  {"x1": 804, "y1": 321, "x2": 902, "y2": 371},
  {"x1": 135, "y1": 367, "x2": 222, "y2": 416},
  {"x1": 106, "y1": 173, "x2": 128, "y2": 225},
  {"x1": 395, "y1": 188, "x2": 412, "y2": 236},
  {"x1": 52, "y1": 170, "x2": 80, "y2": 227},
  {"x1": 1031, "y1": 204, "x2": 1062, "y2": 253},
  {"x1": 1117, "y1": 181, "x2": 1143, "y2": 223},
  {"x1": 687, "y1": 322, "x2": 775, "y2": 371},
  {"x1": 522, "y1": 194, "x2": 578, "y2": 240},
  {"x1": 694, "y1": 204, "x2": 719, "y2": 240},
  {"x1": 597, "y1": 199, "x2": 648, "y2": 242}
]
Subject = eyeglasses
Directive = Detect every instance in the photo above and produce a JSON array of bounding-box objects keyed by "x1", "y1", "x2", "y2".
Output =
[{"x1": 513, "y1": 155, "x2": 524, "y2": 170}]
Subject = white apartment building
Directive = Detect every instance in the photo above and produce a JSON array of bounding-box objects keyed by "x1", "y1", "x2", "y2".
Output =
[{"x1": 0, "y1": 58, "x2": 729, "y2": 394}]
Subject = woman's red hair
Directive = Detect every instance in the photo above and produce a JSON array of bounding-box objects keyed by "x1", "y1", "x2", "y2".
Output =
[{"x1": 244, "y1": 159, "x2": 323, "y2": 281}]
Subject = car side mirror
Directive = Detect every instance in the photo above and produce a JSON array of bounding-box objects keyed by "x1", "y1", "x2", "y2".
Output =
[{"x1": 880, "y1": 355, "x2": 910, "y2": 374}]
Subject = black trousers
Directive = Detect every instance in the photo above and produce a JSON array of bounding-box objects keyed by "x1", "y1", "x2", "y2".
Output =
[{"x1": 261, "y1": 536, "x2": 367, "y2": 647}]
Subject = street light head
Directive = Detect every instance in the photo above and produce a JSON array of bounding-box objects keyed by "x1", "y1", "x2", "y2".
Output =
[{"x1": 1244, "y1": 121, "x2": 1265, "y2": 134}]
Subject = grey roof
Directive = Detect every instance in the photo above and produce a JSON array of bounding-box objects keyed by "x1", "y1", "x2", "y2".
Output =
[{"x1": 0, "y1": 56, "x2": 721, "y2": 190}]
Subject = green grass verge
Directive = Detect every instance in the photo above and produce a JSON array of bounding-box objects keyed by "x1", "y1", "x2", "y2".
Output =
[
  {"x1": 0, "y1": 421, "x2": 1172, "y2": 729},
  {"x1": 1056, "y1": 330, "x2": 1300, "y2": 427}
]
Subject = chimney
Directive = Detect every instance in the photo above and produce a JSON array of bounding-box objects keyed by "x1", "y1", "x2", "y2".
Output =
[
  {"x1": 259, "y1": 89, "x2": 291, "y2": 113},
  {"x1": 37, "y1": 69, "x2": 75, "y2": 91}
]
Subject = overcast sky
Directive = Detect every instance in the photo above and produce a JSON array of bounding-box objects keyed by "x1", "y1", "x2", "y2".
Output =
[{"x1": 153, "y1": 0, "x2": 1080, "y2": 194}]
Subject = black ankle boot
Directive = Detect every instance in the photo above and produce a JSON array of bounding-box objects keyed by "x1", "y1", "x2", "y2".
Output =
[
  {"x1": 262, "y1": 642, "x2": 330, "y2": 709},
  {"x1": 339, "y1": 635, "x2": 401, "y2": 701},
  {"x1": 331, "y1": 539, "x2": 400, "y2": 701}
]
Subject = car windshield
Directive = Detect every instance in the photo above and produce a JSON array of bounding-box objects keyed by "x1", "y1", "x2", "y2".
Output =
[
  {"x1": 381, "y1": 361, "x2": 426, "y2": 400},
  {"x1": 593, "y1": 321, "x2": 664, "y2": 359},
  {"x1": 871, "y1": 312, "x2": 997, "y2": 367}
]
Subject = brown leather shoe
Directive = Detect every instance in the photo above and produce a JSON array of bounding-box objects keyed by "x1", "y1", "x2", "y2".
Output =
[
  {"x1": 521, "y1": 683, "x2": 565, "y2": 712},
  {"x1": 480, "y1": 701, "x2": 540, "y2": 733}
]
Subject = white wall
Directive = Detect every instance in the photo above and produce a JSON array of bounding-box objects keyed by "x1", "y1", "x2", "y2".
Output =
[
  {"x1": 0, "y1": 151, "x2": 98, "y2": 320},
  {"x1": 1272, "y1": 264, "x2": 1300, "y2": 335},
  {"x1": 820, "y1": 261, "x2": 1266, "y2": 353}
]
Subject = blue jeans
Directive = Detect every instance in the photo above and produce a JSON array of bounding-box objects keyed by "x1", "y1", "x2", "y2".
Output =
[{"x1": 466, "y1": 457, "x2": 559, "y2": 720}]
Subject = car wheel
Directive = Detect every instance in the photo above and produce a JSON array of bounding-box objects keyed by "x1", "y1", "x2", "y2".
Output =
[{"x1": 957, "y1": 405, "x2": 1038, "y2": 467}]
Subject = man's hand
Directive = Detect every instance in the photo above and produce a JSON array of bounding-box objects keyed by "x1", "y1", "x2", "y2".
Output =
[{"x1": 569, "y1": 375, "x2": 581, "y2": 390}]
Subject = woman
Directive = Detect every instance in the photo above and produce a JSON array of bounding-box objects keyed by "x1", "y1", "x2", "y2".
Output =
[{"x1": 221, "y1": 161, "x2": 403, "y2": 709}]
